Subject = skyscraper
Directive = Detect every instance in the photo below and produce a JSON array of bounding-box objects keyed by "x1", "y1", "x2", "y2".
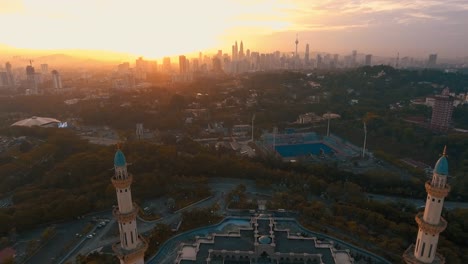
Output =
[
  {"x1": 51, "y1": 70, "x2": 62, "y2": 89},
  {"x1": 428, "y1": 54, "x2": 437, "y2": 67},
  {"x1": 239, "y1": 41, "x2": 244, "y2": 59},
  {"x1": 365, "y1": 54, "x2": 372, "y2": 66},
  {"x1": 351, "y1": 50, "x2": 357, "y2": 66},
  {"x1": 304, "y1": 44, "x2": 310, "y2": 65},
  {"x1": 316, "y1": 54, "x2": 322, "y2": 69},
  {"x1": 0, "y1": 72, "x2": 8, "y2": 87},
  {"x1": 5, "y1": 62, "x2": 13, "y2": 86},
  {"x1": 40, "y1": 64, "x2": 49, "y2": 75},
  {"x1": 26, "y1": 63, "x2": 37, "y2": 94},
  {"x1": 234, "y1": 41, "x2": 238, "y2": 61},
  {"x1": 162, "y1": 57, "x2": 171, "y2": 72},
  {"x1": 135, "y1": 57, "x2": 149, "y2": 80},
  {"x1": 179, "y1": 55, "x2": 188, "y2": 74},
  {"x1": 111, "y1": 149, "x2": 148, "y2": 264},
  {"x1": 430, "y1": 88, "x2": 454, "y2": 132},
  {"x1": 403, "y1": 147, "x2": 450, "y2": 264}
]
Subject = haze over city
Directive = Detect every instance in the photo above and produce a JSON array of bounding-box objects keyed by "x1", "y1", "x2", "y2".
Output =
[
  {"x1": 0, "y1": 1, "x2": 468, "y2": 264},
  {"x1": 1, "y1": 0, "x2": 468, "y2": 60}
]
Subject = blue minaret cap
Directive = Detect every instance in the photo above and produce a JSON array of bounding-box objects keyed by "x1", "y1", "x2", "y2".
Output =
[
  {"x1": 114, "y1": 149, "x2": 126, "y2": 167},
  {"x1": 434, "y1": 146, "x2": 448, "y2": 175}
]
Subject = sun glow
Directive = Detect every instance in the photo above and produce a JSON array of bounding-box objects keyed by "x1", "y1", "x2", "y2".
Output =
[
  {"x1": 0, "y1": 0, "x2": 294, "y2": 59},
  {"x1": 1, "y1": 0, "x2": 467, "y2": 59}
]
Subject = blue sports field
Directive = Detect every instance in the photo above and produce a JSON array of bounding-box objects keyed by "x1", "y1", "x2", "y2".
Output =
[{"x1": 275, "y1": 143, "x2": 333, "y2": 158}]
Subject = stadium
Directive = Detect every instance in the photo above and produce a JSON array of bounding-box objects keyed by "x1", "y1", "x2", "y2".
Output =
[{"x1": 259, "y1": 130, "x2": 361, "y2": 162}]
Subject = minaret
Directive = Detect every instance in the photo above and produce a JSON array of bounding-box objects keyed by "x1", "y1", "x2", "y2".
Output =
[
  {"x1": 111, "y1": 148, "x2": 148, "y2": 264},
  {"x1": 403, "y1": 147, "x2": 450, "y2": 264}
]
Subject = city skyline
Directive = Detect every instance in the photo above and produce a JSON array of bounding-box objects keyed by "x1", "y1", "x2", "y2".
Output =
[{"x1": 0, "y1": 0, "x2": 468, "y2": 60}]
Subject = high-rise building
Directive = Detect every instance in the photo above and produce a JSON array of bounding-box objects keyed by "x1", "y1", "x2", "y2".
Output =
[
  {"x1": 304, "y1": 44, "x2": 310, "y2": 65},
  {"x1": 246, "y1": 49, "x2": 250, "y2": 58},
  {"x1": 179, "y1": 55, "x2": 188, "y2": 74},
  {"x1": 192, "y1": 58, "x2": 199, "y2": 72},
  {"x1": 212, "y1": 57, "x2": 222, "y2": 73},
  {"x1": 351, "y1": 50, "x2": 357, "y2": 66},
  {"x1": 365, "y1": 54, "x2": 372, "y2": 66},
  {"x1": 5, "y1": 62, "x2": 13, "y2": 86},
  {"x1": 239, "y1": 41, "x2": 244, "y2": 59},
  {"x1": 430, "y1": 88, "x2": 454, "y2": 132},
  {"x1": 162, "y1": 57, "x2": 171, "y2": 72},
  {"x1": 403, "y1": 147, "x2": 450, "y2": 264},
  {"x1": 111, "y1": 149, "x2": 148, "y2": 264},
  {"x1": 135, "y1": 57, "x2": 149, "y2": 80},
  {"x1": 428, "y1": 54, "x2": 437, "y2": 67},
  {"x1": 316, "y1": 54, "x2": 322, "y2": 69},
  {"x1": 234, "y1": 41, "x2": 238, "y2": 61},
  {"x1": 0, "y1": 72, "x2": 8, "y2": 87},
  {"x1": 118, "y1": 62, "x2": 130, "y2": 74},
  {"x1": 51, "y1": 70, "x2": 62, "y2": 89},
  {"x1": 26, "y1": 63, "x2": 37, "y2": 94},
  {"x1": 40, "y1": 64, "x2": 49, "y2": 75}
]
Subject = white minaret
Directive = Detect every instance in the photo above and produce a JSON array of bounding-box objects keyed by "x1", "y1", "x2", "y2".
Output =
[
  {"x1": 111, "y1": 148, "x2": 147, "y2": 264},
  {"x1": 403, "y1": 147, "x2": 450, "y2": 264}
]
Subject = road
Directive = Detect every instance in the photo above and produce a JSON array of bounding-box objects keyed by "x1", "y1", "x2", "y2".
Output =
[{"x1": 23, "y1": 211, "x2": 112, "y2": 264}]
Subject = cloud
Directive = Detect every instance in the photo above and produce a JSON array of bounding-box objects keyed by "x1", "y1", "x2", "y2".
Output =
[
  {"x1": 396, "y1": 12, "x2": 446, "y2": 24},
  {"x1": 292, "y1": 23, "x2": 370, "y2": 31}
]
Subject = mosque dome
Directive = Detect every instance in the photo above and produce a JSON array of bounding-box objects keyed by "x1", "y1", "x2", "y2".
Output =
[
  {"x1": 114, "y1": 149, "x2": 126, "y2": 167},
  {"x1": 434, "y1": 156, "x2": 448, "y2": 175},
  {"x1": 258, "y1": 236, "x2": 272, "y2": 244}
]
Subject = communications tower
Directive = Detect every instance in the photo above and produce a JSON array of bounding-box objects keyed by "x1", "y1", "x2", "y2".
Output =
[{"x1": 295, "y1": 34, "x2": 299, "y2": 58}]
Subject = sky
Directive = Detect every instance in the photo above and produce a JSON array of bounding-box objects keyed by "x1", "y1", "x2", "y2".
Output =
[{"x1": 0, "y1": 0, "x2": 467, "y2": 60}]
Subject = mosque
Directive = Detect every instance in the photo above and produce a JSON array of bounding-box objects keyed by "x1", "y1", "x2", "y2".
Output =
[{"x1": 109, "y1": 147, "x2": 452, "y2": 264}]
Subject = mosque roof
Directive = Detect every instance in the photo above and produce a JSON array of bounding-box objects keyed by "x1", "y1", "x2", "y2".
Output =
[
  {"x1": 114, "y1": 149, "x2": 126, "y2": 167},
  {"x1": 434, "y1": 146, "x2": 448, "y2": 175}
]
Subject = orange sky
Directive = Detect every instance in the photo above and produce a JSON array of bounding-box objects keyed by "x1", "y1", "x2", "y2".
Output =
[{"x1": 0, "y1": 0, "x2": 467, "y2": 60}]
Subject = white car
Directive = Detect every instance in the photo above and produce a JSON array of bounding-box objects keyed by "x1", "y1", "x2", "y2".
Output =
[{"x1": 86, "y1": 234, "x2": 93, "y2": 239}]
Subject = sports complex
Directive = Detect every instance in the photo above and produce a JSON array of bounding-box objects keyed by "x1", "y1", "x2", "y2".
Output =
[{"x1": 259, "y1": 131, "x2": 361, "y2": 161}]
